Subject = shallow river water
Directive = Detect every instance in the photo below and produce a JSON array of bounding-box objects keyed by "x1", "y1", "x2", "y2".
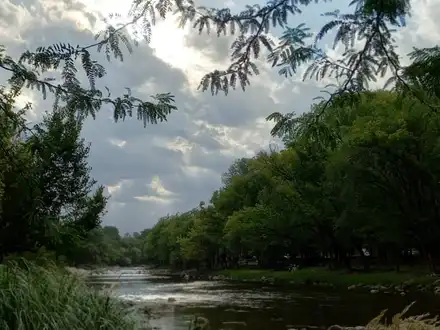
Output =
[{"x1": 87, "y1": 267, "x2": 440, "y2": 330}]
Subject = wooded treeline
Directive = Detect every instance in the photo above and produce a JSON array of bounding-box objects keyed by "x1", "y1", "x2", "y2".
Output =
[
  {"x1": 71, "y1": 226, "x2": 151, "y2": 266},
  {"x1": 4, "y1": 89, "x2": 440, "y2": 272},
  {"x1": 1, "y1": 0, "x2": 440, "y2": 274},
  {"x1": 143, "y1": 91, "x2": 440, "y2": 273},
  {"x1": 0, "y1": 91, "x2": 149, "y2": 266}
]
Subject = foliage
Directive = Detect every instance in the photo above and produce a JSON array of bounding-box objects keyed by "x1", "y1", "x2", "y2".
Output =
[
  {"x1": 69, "y1": 226, "x2": 151, "y2": 267},
  {"x1": 155, "y1": 0, "x2": 439, "y2": 137},
  {"x1": 0, "y1": 261, "x2": 140, "y2": 330},
  {"x1": 0, "y1": 90, "x2": 107, "y2": 262},
  {"x1": 1, "y1": 0, "x2": 440, "y2": 277},
  {"x1": 143, "y1": 91, "x2": 440, "y2": 273},
  {"x1": 0, "y1": 0, "x2": 187, "y2": 265},
  {"x1": 365, "y1": 304, "x2": 440, "y2": 330},
  {"x1": 0, "y1": 0, "x2": 178, "y2": 128},
  {"x1": 0, "y1": 1, "x2": 439, "y2": 328},
  {"x1": 2, "y1": 0, "x2": 439, "y2": 134},
  {"x1": 167, "y1": 0, "x2": 433, "y2": 100}
]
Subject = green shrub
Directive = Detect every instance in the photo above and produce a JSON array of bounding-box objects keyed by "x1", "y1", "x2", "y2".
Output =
[{"x1": 0, "y1": 260, "x2": 141, "y2": 330}]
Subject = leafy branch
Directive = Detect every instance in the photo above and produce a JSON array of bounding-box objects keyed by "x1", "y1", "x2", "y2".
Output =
[
  {"x1": 263, "y1": 0, "x2": 435, "y2": 136},
  {"x1": 176, "y1": 0, "x2": 318, "y2": 95},
  {"x1": 0, "y1": 0, "x2": 178, "y2": 128},
  {"x1": 160, "y1": 0, "x2": 438, "y2": 138},
  {"x1": 400, "y1": 46, "x2": 440, "y2": 101}
]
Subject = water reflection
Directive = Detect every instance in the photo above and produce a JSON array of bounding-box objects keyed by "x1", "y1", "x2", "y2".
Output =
[{"x1": 87, "y1": 268, "x2": 440, "y2": 330}]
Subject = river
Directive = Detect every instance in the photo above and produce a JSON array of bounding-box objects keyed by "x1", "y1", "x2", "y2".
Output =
[{"x1": 87, "y1": 267, "x2": 440, "y2": 330}]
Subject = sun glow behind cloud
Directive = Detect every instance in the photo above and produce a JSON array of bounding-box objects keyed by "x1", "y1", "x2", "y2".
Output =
[
  {"x1": 148, "y1": 19, "x2": 220, "y2": 89},
  {"x1": 80, "y1": 0, "x2": 214, "y2": 89}
]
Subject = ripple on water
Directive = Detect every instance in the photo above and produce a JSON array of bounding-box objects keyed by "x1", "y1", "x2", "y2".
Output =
[
  {"x1": 116, "y1": 279, "x2": 292, "y2": 309},
  {"x1": 90, "y1": 270, "x2": 325, "y2": 310}
]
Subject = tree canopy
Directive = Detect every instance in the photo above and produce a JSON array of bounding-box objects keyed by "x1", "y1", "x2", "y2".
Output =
[
  {"x1": 142, "y1": 90, "x2": 440, "y2": 272},
  {"x1": 0, "y1": 89, "x2": 107, "y2": 262}
]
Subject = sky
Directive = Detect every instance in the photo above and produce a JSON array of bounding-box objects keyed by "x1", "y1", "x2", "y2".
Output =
[{"x1": 0, "y1": 0, "x2": 439, "y2": 233}]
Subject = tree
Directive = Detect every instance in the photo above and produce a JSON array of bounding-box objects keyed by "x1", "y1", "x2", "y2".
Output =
[
  {"x1": 0, "y1": 90, "x2": 41, "y2": 259},
  {"x1": 142, "y1": 90, "x2": 440, "y2": 272},
  {"x1": 221, "y1": 157, "x2": 251, "y2": 187},
  {"x1": 329, "y1": 92, "x2": 440, "y2": 271},
  {"x1": 179, "y1": 205, "x2": 225, "y2": 269},
  {"x1": 167, "y1": 0, "x2": 437, "y2": 137},
  {"x1": 0, "y1": 97, "x2": 107, "y2": 261},
  {"x1": 102, "y1": 226, "x2": 121, "y2": 241},
  {"x1": 9, "y1": 0, "x2": 435, "y2": 271},
  {"x1": 0, "y1": 1, "x2": 182, "y2": 261},
  {"x1": 133, "y1": 0, "x2": 440, "y2": 272},
  {"x1": 0, "y1": 0, "x2": 194, "y2": 263}
]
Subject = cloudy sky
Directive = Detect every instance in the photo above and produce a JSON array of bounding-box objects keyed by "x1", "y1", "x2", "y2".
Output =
[{"x1": 1, "y1": 0, "x2": 439, "y2": 233}]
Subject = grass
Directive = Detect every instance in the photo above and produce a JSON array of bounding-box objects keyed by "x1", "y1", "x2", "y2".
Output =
[
  {"x1": 0, "y1": 260, "x2": 145, "y2": 330},
  {"x1": 365, "y1": 303, "x2": 439, "y2": 330},
  {"x1": 215, "y1": 267, "x2": 437, "y2": 287}
]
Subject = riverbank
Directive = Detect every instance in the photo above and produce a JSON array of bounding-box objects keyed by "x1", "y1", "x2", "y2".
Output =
[
  {"x1": 211, "y1": 268, "x2": 440, "y2": 295},
  {"x1": 59, "y1": 265, "x2": 440, "y2": 330},
  {"x1": 89, "y1": 266, "x2": 440, "y2": 330}
]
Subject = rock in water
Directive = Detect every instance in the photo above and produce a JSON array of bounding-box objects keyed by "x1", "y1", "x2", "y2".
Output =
[
  {"x1": 327, "y1": 326, "x2": 365, "y2": 330},
  {"x1": 328, "y1": 326, "x2": 343, "y2": 330}
]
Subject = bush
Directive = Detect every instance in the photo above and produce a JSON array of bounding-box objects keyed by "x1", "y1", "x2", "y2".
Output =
[{"x1": 0, "y1": 260, "x2": 141, "y2": 330}]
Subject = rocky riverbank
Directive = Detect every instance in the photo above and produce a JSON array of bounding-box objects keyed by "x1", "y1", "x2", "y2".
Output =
[
  {"x1": 176, "y1": 268, "x2": 440, "y2": 296},
  {"x1": 347, "y1": 280, "x2": 440, "y2": 295}
]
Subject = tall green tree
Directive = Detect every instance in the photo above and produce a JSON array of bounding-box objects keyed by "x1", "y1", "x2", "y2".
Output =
[
  {"x1": 0, "y1": 95, "x2": 107, "y2": 261},
  {"x1": 142, "y1": 90, "x2": 440, "y2": 272}
]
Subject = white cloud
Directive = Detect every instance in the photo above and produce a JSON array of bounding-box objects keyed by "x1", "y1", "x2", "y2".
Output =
[
  {"x1": 134, "y1": 194, "x2": 174, "y2": 204},
  {"x1": 133, "y1": 175, "x2": 178, "y2": 205},
  {"x1": 149, "y1": 175, "x2": 176, "y2": 197},
  {"x1": 109, "y1": 138, "x2": 127, "y2": 148},
  {"x1": 106, "y1": 183, "x2": 121, "y2": 195},
  {"x1": 106, "y1": 179, "x2": 133, "y2": 196}
]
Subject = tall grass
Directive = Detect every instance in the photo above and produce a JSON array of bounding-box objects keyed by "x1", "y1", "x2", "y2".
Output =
[
  {"x1": 0, "y1": 260, "x2": 142, "y2": 330},
  {"x1": 366, "y1": 303, "x2": 440, "y2": 330}
]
